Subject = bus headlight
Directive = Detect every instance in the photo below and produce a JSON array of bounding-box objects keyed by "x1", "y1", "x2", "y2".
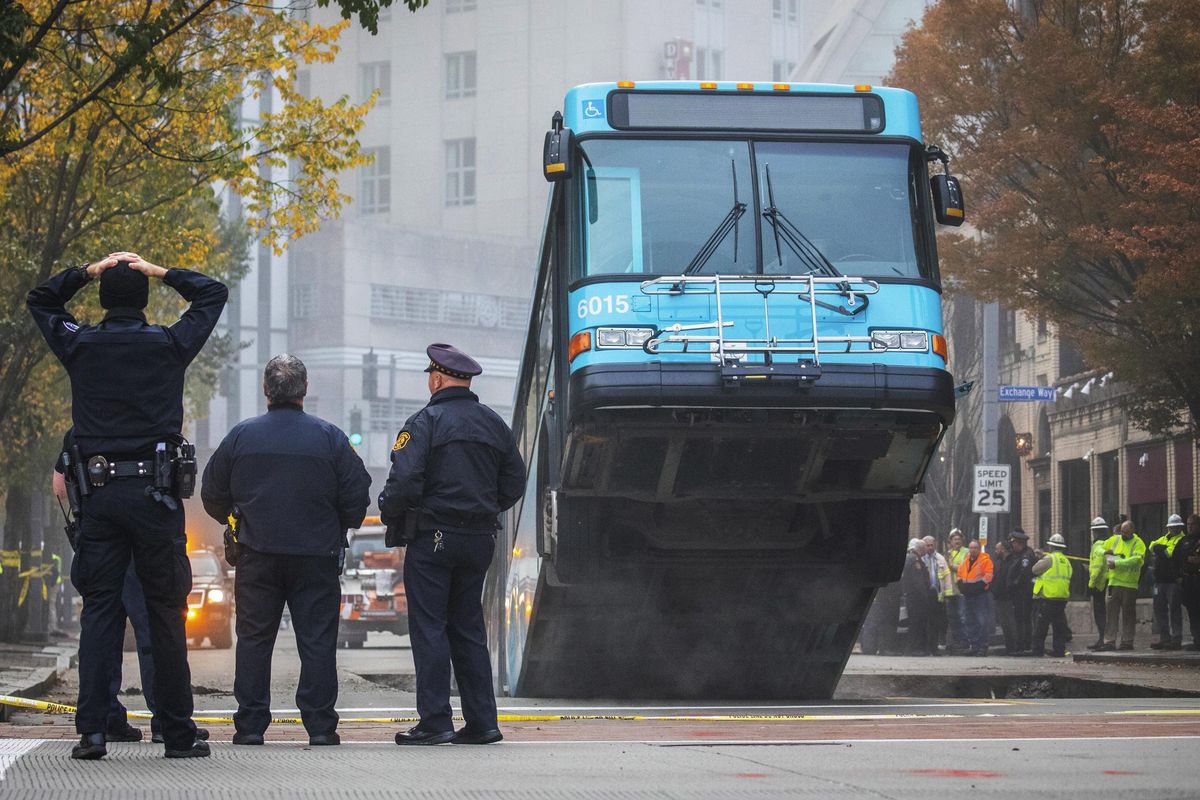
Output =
[
  {"x1": 595, "y1": 327, "x2": 657, "y2": 349},
  {"x1": 872, "y1": 330, "x2": 929, "y2": 351},
  {"x1": 207, "y1": 588, "x2": 226, "y2": 603}
]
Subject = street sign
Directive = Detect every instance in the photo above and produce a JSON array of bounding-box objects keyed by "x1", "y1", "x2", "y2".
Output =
[
  {"x1": 972, "y1": 464, "x2": 1011, "y2": 513},
  {"x1": 978, "y1": 515, "x2": 989, "y2": 547},
  {"x1": 999, "y1": 385, "x2": 1057, "y2": 402}
]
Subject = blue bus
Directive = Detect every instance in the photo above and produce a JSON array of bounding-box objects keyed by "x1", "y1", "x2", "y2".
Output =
[{"x1": 492, "y1": 81, "x2": 963, "y2": 699}]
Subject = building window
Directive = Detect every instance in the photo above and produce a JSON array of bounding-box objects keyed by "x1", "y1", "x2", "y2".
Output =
[
  {"x1": 359, "y1": 61, "x2": 390, "y2": 106},
  {"x1": 444, "y1": 138, "x2": 476, "y2": 207},
  {"x1": 444, "y1": 52, "x2": 477, "y2": 99},
  {"x1": 445, "y1": 0, "x2": 476, "y2": 12},
  {"x1": 296, "y1": 69, "x2": 311, "y2": 99},
  {"x1": 1036, "y1": 315, "x2": 1048, "y2": 340},
  {"x1": 369, "y1": 285, "x2": 527, "y2": 329},
  {"x1": 695, "y1": 47, "x2": 724, "y2": 80},
  {"x1": 771, "y1": 60, "x2": 796, "y2": 82},
  {"x1": 787, "y1": 0, "x2": 799, "y2": 22},
  {"x1": 696, "y1": 0, "x2": 722, "y2": 7},
  {"x1": 360, "y1": 146, "x2": 390, "y2": 214},
  {"x1": 291, "y1": 284, "x2": 316, "y2": 320},
  {"x1": 772, "y1": 0, "x2": 783, "y2": 20}
]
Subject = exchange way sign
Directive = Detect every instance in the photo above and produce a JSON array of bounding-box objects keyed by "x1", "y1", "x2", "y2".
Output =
[
  {"x1": 973, "y1": 464, "x2": 1011, "y2": 514},
  {"x1": 999, "y1": 385, "x2": 1057, "y2": 402}
]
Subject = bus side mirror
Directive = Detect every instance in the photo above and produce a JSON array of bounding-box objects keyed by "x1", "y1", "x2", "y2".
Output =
[
  {"x1": 543, "y1": 111, "x2": 574, "y2": 182},
  {"x1": 926, "y1": 144, "x2": 965, "y2": 226},
  {"x1": 931, "y1": 173, "x2": 965, "y2": 226}
]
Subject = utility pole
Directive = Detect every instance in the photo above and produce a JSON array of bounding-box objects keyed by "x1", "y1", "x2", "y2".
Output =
[{"x1": 981, "y1": 301, "x2": 1000, "y2": 546}]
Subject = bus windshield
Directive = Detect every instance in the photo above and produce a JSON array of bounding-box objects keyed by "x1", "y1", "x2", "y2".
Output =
[{"x1": 573, "y1": 138, "x2": 932, "y2": 281}]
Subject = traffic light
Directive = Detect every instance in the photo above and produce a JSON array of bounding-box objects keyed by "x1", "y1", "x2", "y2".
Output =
[
  {"x1": 362, "y1": 349, "x2": 378, "y2": 400},
  {"x1": 349, "y1": 408, "x2": 363, "y2": 446},
  {"x1": 1015, "y1": 432, "x2": 1033, "y2": 457}
]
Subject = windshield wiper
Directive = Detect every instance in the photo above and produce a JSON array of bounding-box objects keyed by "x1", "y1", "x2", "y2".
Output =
[
  {"x1": 683, "y1": 159, "x2": 747, "y2": 275},
  {"x1": 760, "y1": 163, "x2": 843, "y2": 280},
  {"x1": 760, "y1": 163, "x2": 865, "y2": 314}
]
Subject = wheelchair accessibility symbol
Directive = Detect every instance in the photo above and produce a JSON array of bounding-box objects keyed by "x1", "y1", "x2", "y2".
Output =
[{"x1": 581, "y1": 100, "x2": 605, "y2": 120}]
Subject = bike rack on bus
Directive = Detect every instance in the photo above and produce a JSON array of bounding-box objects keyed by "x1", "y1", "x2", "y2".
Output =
[{"x1": 639, "y1": 275, "x2": 882, "y2": 385}]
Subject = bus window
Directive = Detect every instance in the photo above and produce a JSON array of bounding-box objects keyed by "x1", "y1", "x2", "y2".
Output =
[
  {"x1": 574, "y1": 139, "x2": 753, "y2": 280},
  {"x1": 583, "y1": 167, "x2": 642, "y2": 275},
  {"x1": 755, "y1": 141, "x2": 929, "y2": 279}
]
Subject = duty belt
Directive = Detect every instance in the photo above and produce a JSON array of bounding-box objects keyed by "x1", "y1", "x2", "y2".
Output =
[{"x1": 86, "y1": 455, "x2": 153, "y2": 487}]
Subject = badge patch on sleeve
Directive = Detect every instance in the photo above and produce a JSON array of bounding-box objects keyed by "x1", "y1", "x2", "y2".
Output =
[{"x1": 393, "y1": 431, "x2": 411, "y2": 451}]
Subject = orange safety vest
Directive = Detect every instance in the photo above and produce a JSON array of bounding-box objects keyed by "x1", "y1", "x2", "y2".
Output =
[{"x1": 957, "y1": 552, "x2": 994, "y2": 586}]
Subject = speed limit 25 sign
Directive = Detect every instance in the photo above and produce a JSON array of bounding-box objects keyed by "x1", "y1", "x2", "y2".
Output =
[{"x1": 973, "y1": 464, "x2": 1011, "y2": 514}]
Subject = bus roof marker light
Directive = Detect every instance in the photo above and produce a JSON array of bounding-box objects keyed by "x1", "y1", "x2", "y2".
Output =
[
  {"x1": 854, "y1": 84, "x2": 872, "y2": 92},
  {"x1": 772, "y1": 83, "x2": 790, "y2": 91},
  {"x1": 736, "y1": 82, "x2": 754, "y2": 90},
  {"x1": 617, "y1": 81, "x2": 635, "y2": 88},
  {"x1": 700, "y1": 82, "x2": 717, "y2": 90},
  {"x1": 568, "y1": 331, "x2": 592, "y2": 362}
]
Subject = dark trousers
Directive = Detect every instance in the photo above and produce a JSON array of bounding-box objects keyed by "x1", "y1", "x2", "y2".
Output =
[
  {"x1": 1182, "y1": 585, "x2": 1200, "y2": 643},
  {"x1": 1089, "y1": 587, "x2": 1107, "y2": 643},
  {"x1": 405, "y1": 531, "x2": 497, "y2": 733},
  {"x1": 233, "y1": 549, "x2": 341, "y2": 737},
  {"x1": 905, "y1": 590, "x2": 938, "y2": 655},
  {"x1": 1033, "y1": 598, "x2": 1069, "y2": 655},
  {"x1": 962, "y1": 592, "x2": 993, "y2": 652},
  {"x1": 73, "y1": 478, "x2": 196, "y2": 750},
  {"x1": 995, "y1": 596, "x2": 1017, "y2": 652},
  {"x1": 859, "y1": 582, "x2": 901, "y2": 655},
  {"x1": 1012, "y1": 592, "x2": 1033, "y2": 652},
  {"x1": 944, "y1": 594, "x2": 967, "y2": 648},
  {"x1": 1153, "y1": 581, "x2": 1183, "y2": 644},
  {"x1": 107, "y1": 565, "x2": 158, "y2": 734}
]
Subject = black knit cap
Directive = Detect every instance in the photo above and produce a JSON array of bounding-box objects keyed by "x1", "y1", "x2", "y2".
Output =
[{"x1": 99, "y1": 262, "x2": 149, "y2": 310}]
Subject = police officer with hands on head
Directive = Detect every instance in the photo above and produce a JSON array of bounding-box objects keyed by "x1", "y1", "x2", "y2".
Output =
[
  {"x1": 201, "y1": 355, "x2": 371, "y2": 747},
  {"x1": 380, "y1": 344, "x2": 525, "y2": 746},
  {"x1": 27, "y1": 252, "x2": 226, "y2": 760}
]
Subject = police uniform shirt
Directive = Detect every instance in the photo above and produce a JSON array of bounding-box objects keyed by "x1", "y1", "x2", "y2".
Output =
[
  {"x1": 27, "y1": 265, "x2": 228, "y2": 457},
  {"x1": 380, "y1": 386, "x2": 525, "y2": 533},
  {"x1": 201, "y1": 405, "x2": 372, "y2": 557}
]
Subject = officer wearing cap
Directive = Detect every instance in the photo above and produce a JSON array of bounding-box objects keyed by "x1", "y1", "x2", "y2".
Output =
[
  {"x1": 380, "y1": 344, "x2": 525, "y2": 745},
  {"x1": 27, "y1": 252, "x2": 225, "y2": 760},
  {"x1": 1005, "y1": 529, "x2": 1036, "y2": 654}
]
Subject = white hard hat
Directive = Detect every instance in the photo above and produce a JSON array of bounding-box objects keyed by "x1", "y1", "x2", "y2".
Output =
[
  {"x1": 949, "y1": 527, "x2": 963, "y2": 537},
  {"x1": 1046, "y1": 533, "x2": 1068, "y2": 549},
  {"x1": 1168, "y1": 514, "x2": 1185, "y2": 528},
  {"x1": 1090, "y1": 516, "x2": 1109, "y2": 530}
]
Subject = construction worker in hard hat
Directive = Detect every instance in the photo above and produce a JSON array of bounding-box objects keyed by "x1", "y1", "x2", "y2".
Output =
[
  {"x1": 1148, "y1": 514, "x2": 1187, "y2": 650},
  {"x1": 1030, "y1": 533, "x2": 1073, "y2": 657},
  {"x1": 1102, "y1": 521, "x2": 1146, "y2": 651},
  {"x1": 1086, "y1": 517, "x2": 1111, "y2": 650},
  {"x1": 942, "y1": 529, "x2": 969, "y2": 652}
]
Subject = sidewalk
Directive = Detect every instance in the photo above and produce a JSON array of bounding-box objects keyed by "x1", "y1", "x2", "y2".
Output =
[{"x1": 0, "y1": 640, "x2": 77, "y2": 721}]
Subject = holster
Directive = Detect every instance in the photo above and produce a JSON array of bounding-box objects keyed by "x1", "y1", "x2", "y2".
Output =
[
  {"x1": 223, "y1": 505, "x2": 245, "y2": 567},
  {"x1": 384, "y1": 508, "x2": 420, "y2": 548}
]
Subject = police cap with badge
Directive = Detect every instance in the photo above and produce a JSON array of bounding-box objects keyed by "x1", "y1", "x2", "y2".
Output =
[{"x1": 424, "y1": 343, "x2": 482, "y2": 380}]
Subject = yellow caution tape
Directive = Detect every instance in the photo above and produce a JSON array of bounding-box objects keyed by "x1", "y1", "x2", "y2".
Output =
[
  {"x1": 0, "y1": 694, "x2": 970, "y2": 724},
  {"x1": 16, "y1": 565, "x2": 54, "y2": 606}
]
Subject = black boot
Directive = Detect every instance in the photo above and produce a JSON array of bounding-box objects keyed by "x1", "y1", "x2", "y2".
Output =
[{"x1": 71, "y1": 733, "x2": 107, "y2": 760}]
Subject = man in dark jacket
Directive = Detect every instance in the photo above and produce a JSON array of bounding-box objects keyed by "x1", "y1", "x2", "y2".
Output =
[
  {"x1": 202, "y1": 354, "x2": 371, "y2": 746},
  {"x1": 28, "y1": 253, "x2": 225, "y2": 760},
  {"x1": 900, "y1": 538, "x2": 935, "y2": 656},
  {"x1": 1006, "y1": 530, "x2": 1036, "y2": 654},
  {"x1": 380, "y1": 343, "x2": 525, "y2": 746},
  {"x1": 1175, "y1": 514, "x2": 1200, "y2": 651},
  {"x1": 991, "y1": 540, "x2": 1018, "y2": 654}
]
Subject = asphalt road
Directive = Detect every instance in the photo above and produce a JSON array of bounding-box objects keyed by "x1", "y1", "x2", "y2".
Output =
[{"x1": 3, "y1": 626, "x2": 1196, "y2": 797}]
